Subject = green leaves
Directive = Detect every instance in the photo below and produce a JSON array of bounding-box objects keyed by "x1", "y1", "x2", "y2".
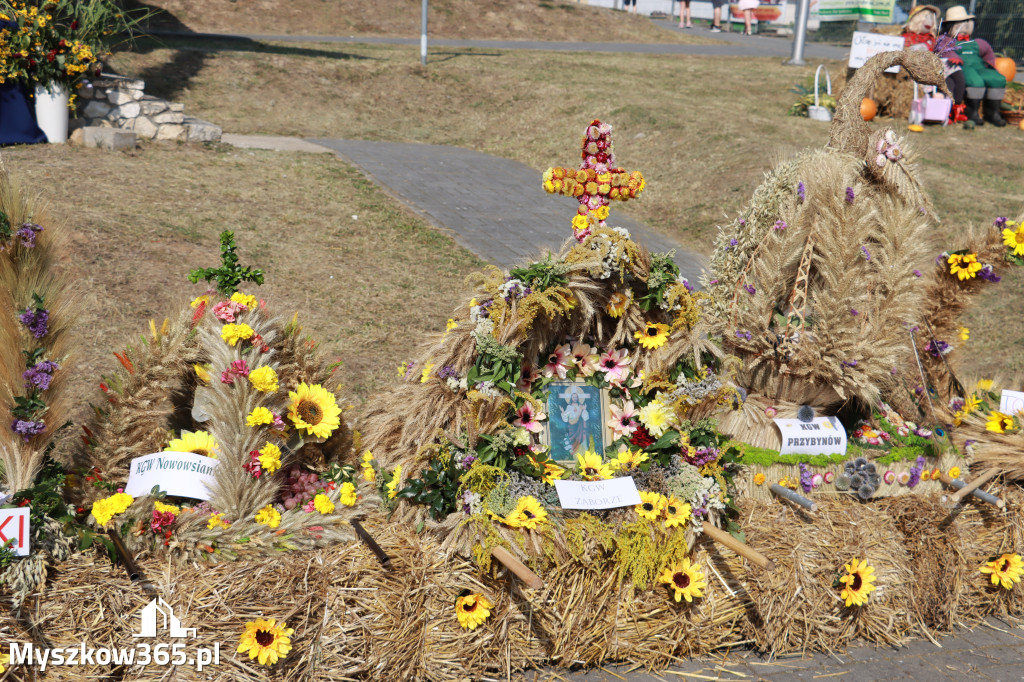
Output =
[
  {"x1": 397, "y1": 457, "x2": 463, "y2": 521},
  {"x1": 187, "y1": 231, "x2": 265, "y2": 297}
]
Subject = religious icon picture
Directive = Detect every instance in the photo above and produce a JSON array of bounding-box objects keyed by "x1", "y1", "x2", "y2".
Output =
[{"x1": 542, "y1": 380, "x2": 610, "y2": 463}]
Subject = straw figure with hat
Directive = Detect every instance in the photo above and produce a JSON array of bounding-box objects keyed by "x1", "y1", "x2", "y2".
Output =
[
  {"x1": 901, "y1": 4, "x2": 940, "y2": 51},
  {"x1": 934, "y1": 5, "x2": 1007, "y2": 126}
]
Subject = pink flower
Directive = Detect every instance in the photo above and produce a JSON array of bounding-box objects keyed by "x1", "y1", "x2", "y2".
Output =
[
  {"x1": 220, "y1": 359, "x2": 250, "y2": 385},
  {"x1": 597, "y1": 348, "x2": 630, "y2": 385},
  {"x1": 150, "y1": 509, "x2": 175, "y2": 533},
  {"x1": 608, "y1": 400, "x2": 639, "y2": 438},
  {"x1": 517, "y1": 363, "x2": 540, "y2": 391},
  {"x1": 243, "y1": 451, "x2": 262, "y2": 478},
  {"x1": 512, "y1": 402, "x2": 546, "y2": 433},
  {"x1": 212, "y1": 300, "x2": 246, "y2": 322},
  {"x1": 571, "y1": 343, "x2": 600, "y2": 377},
  {"x1": 302, "y1": 499, "x2": 316, "y2": 513},
  {"x1": 543, "y1": 344, "x2": 572, "y2": 379}
]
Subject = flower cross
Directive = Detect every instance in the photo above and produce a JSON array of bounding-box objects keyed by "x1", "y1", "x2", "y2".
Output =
[
  {"x1": 187, "y1": 230, "x2": 265, "y2": 296},
  {"x1": 542, "y1": 120, "x2": 646, "y2": 242}
]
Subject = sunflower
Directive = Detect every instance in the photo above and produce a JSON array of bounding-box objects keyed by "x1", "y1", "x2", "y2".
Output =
[
  {"x1": 606, "y1": 291, "x2": 630, "y2": 318},
  {"x1": 634, "y1": 322, "x2": 670, "y2": 350},
  {"x1": 636, "y1": 491, "x2": 666, "y2": 521},
  {"x1": 287, "y1": 383, "x2": 342, "y2": 439},
  {"x1": 165, "y1": 430, "x2": 219, "y2": 459},
  {"x1": 838, "y1": 558, "x2": 877, "y2": 607},
  {"x1": 248, "y1": 365, "x2": 280, "y2": 393},
  {"x1": 541, "y1": 460, "x2": 566, "y2": 485},
  {"x1": 658, "y1": 558, "x2": 707, "y2": 603},
  {"x1": 455, "y1": 593, "x2": 493, "y2": 630},
  {"x1": 386, "y1": 465, "x2": 403, "y2": 499},
  {"x1": 1003, "y1": 223, "x2": 1024, "y2": 257},
  {"x1": 663, "y1": 496, "x2": 692, "y2": 528},
  {"x1": 576, "y1": 449, "x2": 613, "y2": 481},
  {"x1": 947, "y1": 252, "x2": 982, "y2": 281},
  {"x1": 614, "y1": 448, "x2": 648, "y2": 471},
  {"x1": 986, "y1": 411, "x2": 1016, "y2": 433},
  {"x1": 981, "y1": 553, "x2": 1024, "y2": 590},
  {"x1": 505, "y1": 496, "x2": 548, "y2": 529},
  {"x1": 237, "y1": 618, "x2": 294, "y2": 666}
]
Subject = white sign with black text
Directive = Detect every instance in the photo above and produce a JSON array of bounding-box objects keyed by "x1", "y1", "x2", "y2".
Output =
[
  {"x1": 848, "y1": 31, "x2": 904, "y2": 73},
  {"x1": 999, "y1": 390, "x2": 1024, "y2": 417},
  {"x1": 124, "y1": 452, "x2": 219, "y2": 500},
  {"x1": 775, "y1": 416, "x2": 847, "y2": 456},
  {"x1": 554, "y1": 477, "x2": 642, "y2": 510}
]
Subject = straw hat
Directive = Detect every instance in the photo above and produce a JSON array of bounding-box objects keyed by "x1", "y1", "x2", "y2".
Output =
[
  {"x1": 908, "y1": 4, "x2": 940, "y2": 19},
  {"x1": 943, "y1": 5, "x2": 974, "y2": 23}
]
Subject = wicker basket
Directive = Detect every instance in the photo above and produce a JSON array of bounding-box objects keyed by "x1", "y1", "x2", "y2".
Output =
[{"x1": 1005, "y1": 110, "x2": 1024, "y2": 126}]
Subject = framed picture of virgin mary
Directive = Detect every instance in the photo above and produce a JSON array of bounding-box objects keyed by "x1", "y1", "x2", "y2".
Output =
[{"x1": 542, "y1": 380, "x2": 610, "y2": 463}]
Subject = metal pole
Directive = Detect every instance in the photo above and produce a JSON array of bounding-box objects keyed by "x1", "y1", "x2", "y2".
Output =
[
  {"x1": 420, "y1": 0, "x2": 428, "y2": 65},
  {"x1": 968, "y1": 0, "x2": 977, "y2": 15},
  {"x1": 785, "y1": 0, "x2": 811, "y2": 66}
]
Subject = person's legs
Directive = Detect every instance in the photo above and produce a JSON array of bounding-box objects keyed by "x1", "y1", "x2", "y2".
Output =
[
  {"x1": 744, "y1": 9, "x2": 752, "y2": 34},
  {"x1": 680, "y1": 0, "x2": 692, "y2": 27},
  {"x1": 712, "y1": 3, "x2": 722, "y2": 30}
]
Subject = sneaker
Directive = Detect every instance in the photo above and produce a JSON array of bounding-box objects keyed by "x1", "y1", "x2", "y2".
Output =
[{"x1": 710, "y1": 25, "x2": 722, "y2": 32}]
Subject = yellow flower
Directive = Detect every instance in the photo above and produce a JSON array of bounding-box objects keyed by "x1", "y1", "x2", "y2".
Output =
[
  {"x1": 190, "y1": 295, "x2": 210, "y2": 308},
  {"x1": 91, "y1": 492, "x2": 134, "y2": 527},
  {"x1": 255, "y1": 505, "x2": 281, "y2": 529},
  {"x1": 636, "y1": 491, "x2": 667, "y2": 521},
  {"x1": 977, "y1": 378, "x2": 994, "y2": 392},
  {"x1": 663, "y1": 496, "x2": 692, "y2": 528},
  {"x1": 505, "y1": 496, "x2": 548, "y2": 529},
  {"x1": 576, "y1": 449, "x2": 613, "y2": 481},
  {"x1": 313, "y1": 493, "x2": 336, "y2": 514},
  {"x1": 986, "y1": 411, "x2": 1016, "y2": 433},
  {"x1": 237, "y1": 618, "x2": 293, "y2": 666},
  {"x1": 258, "y1": 443, "x2": 282, "y2": 474},
  {"x1": 246, "y1": 406, "x2": 275, "y2": 427},
  {"x1": 339, "y1": 482, "x2": 358, "y2": 506},
  {"x1": 153, "y1": 500, "x2": 180, "y2": 516},
  {"x1": 947, "y1": 252, "x2": 982, "y2": 281},
  {"x1": 455, "y1": 593, "x2": 493, "y2": 630},
  {"x1": 948, "y1": 466, "x2": 961, "y2": 479},
  {"x1": 981, "y1": 553, "x2": 1024, "y2": 590},
  {"x1": 446, "y1": 318, "x2": 458, "y2": 331},
  {"x1": 963, "y1": 394, "x2": 982, "y2": 414},
  {"x1": 606, "y1": 291, "x2": 630, "y2": 318},
  {"x1": 921, "y1": 468, "x2": 931, "y2": 482},
  {"x1": 541, "y1": 460, "x2": 566, "y2": 485},
  {"x1": 634, "y1": 322, "x2": 671, "y2": 350},
  {"x1": 230, "y1": 292, "x2": 259, "y2": 309},
  {"x1": 287, "y1": 383, "x2": 342, "y2": 439},
  {"x1": 753, "y1": 472, "x2": 767, "y2": 486},
  {"x1": 221, "y1": 323, "x2": 255, "y2": 346},
  {"x1": 958, "y1": 327, "x2": 970, "y2": 342},
  {"x1": 658, "y1": 558, "x2": 707, "y2": 603},
  {"x1": 614, "y1": 448, "x2": 649, "y2": 471},
  {"x1": 1003, "y1": 224, "x2": 1024, "y2": 257},
  {"x1": 248, "y1": 366, "x2": 279, "y2": 393},
  {"x1": 386, "y1": 465, "x2": 402, "y2": 499},
  {"x1": 420, "y1": 361, "x2": 435, "y2": 383},
  {"x1": 638, "y1": 401, "x2": 674, "y2": 438},
  {"x1": 594, "y1": 205, "x2": 610, "y2": 221},
  {"x1": 0, "y1": 651, "x2": 9, "y2": 674},
  {"x1": 838, "y1": 558, "x2": 877, "y2": 607},
  {"x1": 165, "y1": 430, "x2": 219, "y2": 459},
  {"x1": 207, "y1": 513, "x2": 230, "y2": 530},
  {"x1": 194, "y1": 363, "x2": 212, "y2": 385},
  {"x1": 362, "y1": 465, "x2": 376, "y2": 483},
  {"x1": 571, "y1": 213, "x2": 589, "y2": 232}
]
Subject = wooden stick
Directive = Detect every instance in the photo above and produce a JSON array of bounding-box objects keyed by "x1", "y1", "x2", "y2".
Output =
[
  {"x1": 948, "y1": 467, "x2": 1000, "y2": 506},
  {"x1": 702, "y1": 521, "x2": 775, "y2": 571},
  {"x1": 941, "y1": 473, "x2": 1005, "y2": 508},
  {"x1": 107, "y1": 530, "x2": 142, "y2": 582},
  {"x1": 770, "y1": 484, "x2": 818, "y2": 512},
  {"x1": 351, "y1": 520, "x2": 391, "y2": 569},
  {"x1": 491, "y1": 546, "x2": 544, "y2": 589}
]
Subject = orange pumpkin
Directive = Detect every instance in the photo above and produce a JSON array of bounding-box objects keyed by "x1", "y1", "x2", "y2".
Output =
[
  {"x1": 860, "y1": 98, "x2": 877, "y2": 121},
  {"x1": 1019, "y1": 118, "x2": 1024, "y2": 132},
  {"x1": 994, "y1": 56, "x2": 1016, "y2": 83}
]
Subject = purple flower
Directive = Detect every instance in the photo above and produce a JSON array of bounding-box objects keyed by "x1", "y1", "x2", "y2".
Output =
[
  {"x1": 842, "y1": 360, "x2": 858, "y2": 368},
  {"x1": 437, "y1": 365, "x2": 459, "y2": 380},
  {"x1": 845, "y1": 187, "x2": 855, "y2": 204},
  {"x1": 979, "y1": 264, "x2": 1000, "y2": 282},
  {"x1": 11, "y1": 418, "x2": 46, "y2": 441},
  {"x1": 18, "y1": 308, "x2": 49, "y2": 339},
  {"x1": 850, "y1": 308, "x2": 859, "y2": 316},
  {"x1": 860, "y1": 246, "x2": 871, "y2": 261},
  {"x1": 925, "y1": 340, "x2": 951, "y2": 358},
  {"x1": 797, "y1": 182, "x2": 806, "y2": 202},
  {"x1": 738, "y1": 218, "x2": 746, "y2": 226},
  {"x1": 799, "y1": 463, "x2": 813, "y2": 493},
  {"x1": 994, "y1": 217, "x2": 1008, "y2": 229},
  {"x1": 744, "y1": 284, "x2": 756, "y2": 295},
  {"x1": 684, "y1": 446, "x2": 720, "y2": 467},
  {"x1": 907, "y1": 455, "x2": 926, "y2": 489},
  {"x1": 23, "y1": 360, "x2": 60, "y2": 391},
  {"x1": 680, "y1": 278, "x2": 695, "y2": 293},
  {"x1": 735, "y1": 330, "x2": 752, "y2": 341},
  {"x1": 913, "y1": 269, "x2": 922, "y2": 277},
  {"x1": 773, "y1": 220, "x2": 787, "y2": 231},
  {"x1": 15, "y1": 223, "x2": 42, "y2": 248},
  {"x1": 730, "y1": 238, "x2": 738, "y2": 246},
  {"x1": 709, "y1": 279, "x2": 719, "y2": 285}
]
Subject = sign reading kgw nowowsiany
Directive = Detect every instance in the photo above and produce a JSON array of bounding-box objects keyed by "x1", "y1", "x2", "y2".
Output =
[{"x1": 124, "y1": 452, "x2": 218, "y2": 500}]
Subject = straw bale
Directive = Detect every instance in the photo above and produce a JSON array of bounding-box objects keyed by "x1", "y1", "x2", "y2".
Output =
[
  {"x1": 954, "y1": 485, "x2": 1024, "y2": 622},
  {"x1": 734, "y1": 498, "x2": 916, "y2": 654}
]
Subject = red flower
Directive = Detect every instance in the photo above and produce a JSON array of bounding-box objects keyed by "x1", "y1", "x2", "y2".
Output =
[
  {"x1": 630, "y1": 425, "x2": 656, "y2": 447},
  {"x1": 28, "y1": 58, "x2": 36, "y2": 67},
  {"x1": 47, "y1": 50, "x2": 56, "y2": 62},
  {"x1": 70, "y1": 20, "x2": 79, "y2": 29}
]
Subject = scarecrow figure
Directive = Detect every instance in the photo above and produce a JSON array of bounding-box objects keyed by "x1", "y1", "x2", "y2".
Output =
[
  {"x1": 934, "y1": 5, "x2": 1007, "y2": 127},
  {"x1": 901, "y1": 4, "x2": 940, "y2": 51}
]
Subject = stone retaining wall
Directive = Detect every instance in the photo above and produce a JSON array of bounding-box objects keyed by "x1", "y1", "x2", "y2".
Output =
[{"x1": 75, "y1": 74, "x2": 222, "y2": 143}]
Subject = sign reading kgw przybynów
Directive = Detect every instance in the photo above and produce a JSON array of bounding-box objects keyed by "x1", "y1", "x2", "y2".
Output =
[
  {"x1": 774, "y1": 416, "x2": 847, "y2": 456},
  {"x1": 124, "y1": 452, "x2": 218, "y2": 500}
]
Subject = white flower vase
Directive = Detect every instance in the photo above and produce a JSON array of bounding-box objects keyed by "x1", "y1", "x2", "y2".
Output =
[{"x1": 33, "y1": 83, "x2": 69, "y2": 144}]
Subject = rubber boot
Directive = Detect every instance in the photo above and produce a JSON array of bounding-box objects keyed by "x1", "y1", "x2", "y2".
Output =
[
  {"x1": 964, "y1": 98, "x2": 984, "y2": 126},
  {"x1": 983, "y1": 99, "x2": 1007, "y2": 127}
]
